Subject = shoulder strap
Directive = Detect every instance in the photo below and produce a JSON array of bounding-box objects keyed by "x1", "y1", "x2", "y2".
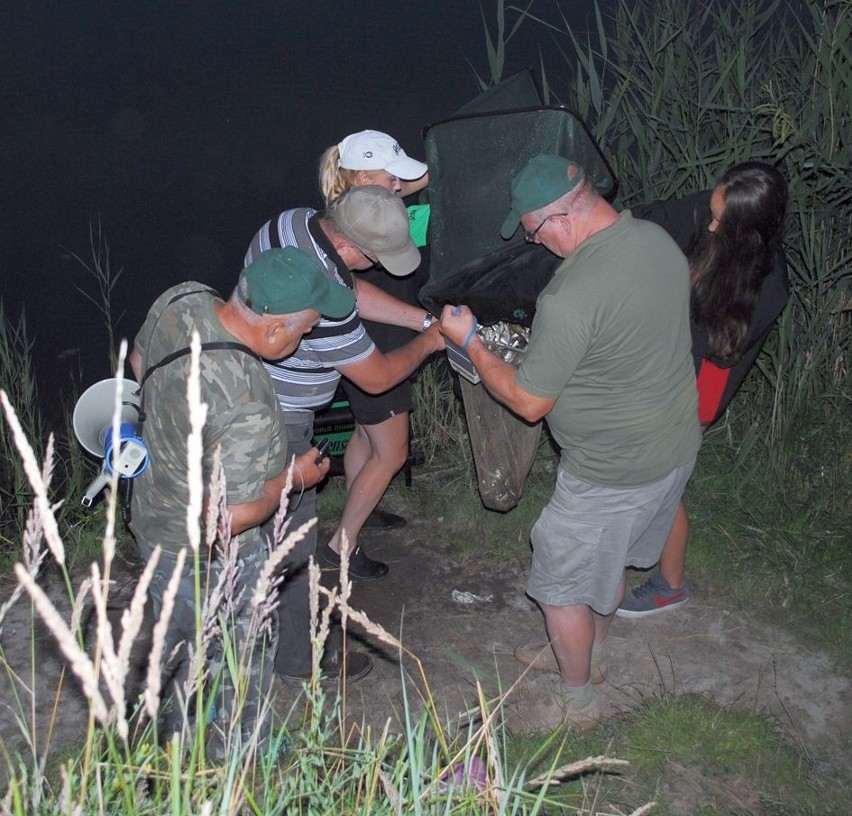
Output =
[
  {"x1": 140, "y1": 341, "x2": 260, "y2": 387},
  {"x1": 167, "y1": 286, "x2": 219, "y2": 303},
  {"x1": 136, "y1": 287, "x2": 261, "y2": 429},
  {"x1": 136, "y1": 342, "x2": 260, "y2": 433},
  {"x1": 140, "y1": 286, "x2": 260, "y2": 385}
]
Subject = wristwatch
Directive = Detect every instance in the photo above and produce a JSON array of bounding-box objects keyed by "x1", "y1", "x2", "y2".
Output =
[{"x1": 421, "y1": 312, "x2": 436, "y2": 332}]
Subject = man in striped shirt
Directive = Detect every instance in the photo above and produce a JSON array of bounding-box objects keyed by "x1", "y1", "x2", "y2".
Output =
[{"x1": 243, "y1": 186, "x2": 444, "y2": 684}]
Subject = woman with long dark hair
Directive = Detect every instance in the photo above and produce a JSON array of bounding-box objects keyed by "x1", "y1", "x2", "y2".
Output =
[{"x1": 618, "y1": 161, "x2": 789, "y2": 616}]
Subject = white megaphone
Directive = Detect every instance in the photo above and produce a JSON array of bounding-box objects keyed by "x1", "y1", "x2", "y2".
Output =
[{"x1": 72, "y1": 378, "x2": 149, "y2": 508}]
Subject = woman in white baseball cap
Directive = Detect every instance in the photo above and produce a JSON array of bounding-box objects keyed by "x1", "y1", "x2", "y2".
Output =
[
  {"x1": 316, "y1": 130, "x2": 432, "y2": 579},
  {"x1": 320, "y1": 129, "x2": 429, "y2": 204}
]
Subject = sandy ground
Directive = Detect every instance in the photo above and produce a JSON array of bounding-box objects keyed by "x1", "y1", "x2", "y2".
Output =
[
  {"x1": 0, "y1": 518, "x2": 848, "y2": 809},
  {"x1": 322, "y1": 522, "x2": 850, "y2": 779}
]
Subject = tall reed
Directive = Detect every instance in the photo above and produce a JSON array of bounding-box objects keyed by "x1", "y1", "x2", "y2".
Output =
[
  {"x1": 0, "y1": 305, "x2": 44, "y2": 546},
  {"x1": 0, "y1": 347, "x2": 625, "y2": 813},
  {"x1": 66, "y1": 219, "x2": 126, "y2": 373},
  {"x1": 491, "y1": 0, "x2": 850, "y2": 466}
]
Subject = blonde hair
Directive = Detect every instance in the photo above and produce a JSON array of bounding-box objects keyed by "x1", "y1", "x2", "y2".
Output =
[
  {"x1": 319, "y1": 145, "x2": 391, "y2": 207},
  {"x1": 319, "y1": 145, "x2": 359, "y2": 207}
]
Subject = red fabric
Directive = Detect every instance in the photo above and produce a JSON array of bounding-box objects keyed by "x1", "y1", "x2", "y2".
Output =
[{"x1": 696, "y1": 359, "x2": 731, "y2": 425}]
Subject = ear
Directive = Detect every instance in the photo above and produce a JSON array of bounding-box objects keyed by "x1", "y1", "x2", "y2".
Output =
[
  {"x1": 338, "y1": 242, "x2": 361, "y2": 266},
  {"x1": 354, "y1": 170, "x2": 371, "y2": 185},
  {"x1": 264, "y1": 320, "x2": 282, "y2": 346}
]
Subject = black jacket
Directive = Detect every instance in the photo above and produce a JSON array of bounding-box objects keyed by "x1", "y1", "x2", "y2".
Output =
[{"x1": 633, "y1": 191, "x2": 789, "y2": 423}]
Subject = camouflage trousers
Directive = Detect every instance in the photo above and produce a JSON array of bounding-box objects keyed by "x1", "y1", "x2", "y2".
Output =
[{"x1": 138, "y1": 534, "x2": 278, "y2": 753}]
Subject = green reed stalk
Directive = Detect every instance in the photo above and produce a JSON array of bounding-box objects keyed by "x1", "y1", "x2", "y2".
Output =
[
  {"x1": 488, "y1": 0, "x2": 850, "y2": 464},
  {"x1": 66, "y1": 219, "x2": 126, "y2": 373},
  {"x1": 0, "y1": 305, "x2": 44, "y2": 544}
]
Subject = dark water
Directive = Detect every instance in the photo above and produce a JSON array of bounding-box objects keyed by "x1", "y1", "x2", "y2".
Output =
[{"x1": 1, "y1": 1, "x2": 598, "y2": 423}]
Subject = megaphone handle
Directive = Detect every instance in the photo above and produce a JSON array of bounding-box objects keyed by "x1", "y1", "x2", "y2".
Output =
[
  {"x1": 81, "y1": 465, "x2": 111, "y2": 509},
  {"x1": 118, "y1": 476, "x2": 133, "y2": 526}
]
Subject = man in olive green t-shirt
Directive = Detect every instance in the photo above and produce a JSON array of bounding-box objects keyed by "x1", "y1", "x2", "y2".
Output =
[{"x1": 440, "y1": 155, "x2": 700, "y2": 730}]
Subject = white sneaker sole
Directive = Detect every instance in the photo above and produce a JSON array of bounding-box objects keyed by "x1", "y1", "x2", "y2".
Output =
[{"x1": 615, "y1": 596, "x2": 689, "y2": 618}]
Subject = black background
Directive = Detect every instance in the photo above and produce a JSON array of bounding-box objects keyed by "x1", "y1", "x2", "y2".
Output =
[{"x1": 1, "y1": 2, "x2": 599, "y2": 411}]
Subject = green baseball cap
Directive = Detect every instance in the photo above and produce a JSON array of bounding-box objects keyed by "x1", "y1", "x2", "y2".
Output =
[
  {"x1": 239, "y1": 247, "x2": 355, "y2": 318},
  {"x1": 500, "y1": 155, "x2": 585, "y2": 239}
]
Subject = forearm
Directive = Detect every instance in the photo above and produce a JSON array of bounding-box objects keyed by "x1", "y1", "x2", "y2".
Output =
[
  {"x1": 379, "y1": 334, "x2": 436, "y2": 384},
  {"x1": 399, "y1": 174, "x2": 429, "y2": 198},
  {"x1": 343, "y1": 326, "x2": 444, "y2": 394},
  {"x1": 466, "y1": 337, "x2": 548, "y2": 421},
  {"x1": 228, "y1": 473, "x2": 287, "y2": 534},
  {"x1": 228, "y1": 448, "x2": 330, "y2": 534},
  {"x1": 353, "y1": 279, "x2": 431, "y2": 329},
  {"x1": 369, "y1": 329, "x2": 443, "y2": 391}
]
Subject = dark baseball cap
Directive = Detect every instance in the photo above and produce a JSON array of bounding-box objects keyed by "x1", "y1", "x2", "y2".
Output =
[
  {"x1": 501, "y1": 155, "x2": 585, "y2": 239},
  {"x1": 239, "y1": 247, "x2": 355, "y2": 318}
]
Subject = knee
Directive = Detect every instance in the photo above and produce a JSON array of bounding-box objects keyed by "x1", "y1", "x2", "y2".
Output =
[{"x1": 377, "y1": 438, "x2": 408, "y2": 473}]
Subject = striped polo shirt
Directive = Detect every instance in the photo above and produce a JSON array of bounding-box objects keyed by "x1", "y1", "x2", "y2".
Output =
[{"x1": 244, "y1": 208, "x2": 375, "y2": 412}]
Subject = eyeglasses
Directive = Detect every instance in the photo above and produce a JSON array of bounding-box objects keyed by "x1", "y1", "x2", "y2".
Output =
[{"x1": 524, "y1": 213, "x2": 569, "y2": 243}]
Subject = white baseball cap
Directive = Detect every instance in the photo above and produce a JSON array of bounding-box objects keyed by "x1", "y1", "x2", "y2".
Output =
[{"x1": 338, "y1": 130, "x2": 428, "y2": 180}]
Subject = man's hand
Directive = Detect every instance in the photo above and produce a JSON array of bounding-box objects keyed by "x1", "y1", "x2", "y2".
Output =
[
  {"x1": 421, "y1": 319, "x2": 447, "y2": 352},
  {"x1": 291, "y1": 447, "x2": 331, "y2": 491},
  {"x1": 439, "y1": 304, "x2": 475, "y2": 346},
  {"x1": 440, "y1": 303, "x2": 555, "y2": 422}
]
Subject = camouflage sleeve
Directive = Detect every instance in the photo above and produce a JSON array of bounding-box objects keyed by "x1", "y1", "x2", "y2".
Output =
[{"x1": 205, "y1": 399, "x2": 288, "y2": 507}]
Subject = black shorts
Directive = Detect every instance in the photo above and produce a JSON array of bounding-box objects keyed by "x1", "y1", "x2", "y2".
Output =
[
  {"x1": 340, "y1": 377, "x2": 413, "y2": 426},
  {"x1": 343, "y1": 263, "x2": 424, "y2": 426}
]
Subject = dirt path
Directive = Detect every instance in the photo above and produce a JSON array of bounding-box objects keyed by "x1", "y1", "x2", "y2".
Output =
[
  {"x1": 331, "y1": 521, "x2": 849, "y2": 779},
  {"x1": 1, "y1": 519, "x2": 848, "y2": 804}
]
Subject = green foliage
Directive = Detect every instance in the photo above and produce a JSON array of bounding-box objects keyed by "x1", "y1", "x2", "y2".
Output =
[
  {"x1": 490, "y1": 0, "x2": 850, "y2": 464},
  {"x1": 504, "y1": 692, "x2": 847, "y2": 815},
  {"x1": 65, "y1": 219, "x2": 126, "y2": 372},
  {"x1": 612, "y1": 694, "x2": 837, "y2": 814},
  {"x1": 0, "y1": 304, "x2": 105, "y2": 567},
  {"x1": 473, "y1": 0, "x2": 537, "y2": 90},
  {"x1": 410, "y1": 359, "x2": 472, "y2": 469},
  {"x1": 0, "y1": 305, "x2": 47, "y2": 554},
  {"x1": 681, "y1": 425, "x2": 852, "y2": 669}
]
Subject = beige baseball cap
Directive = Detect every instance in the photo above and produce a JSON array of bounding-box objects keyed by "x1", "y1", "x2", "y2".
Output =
[{"x1": 332, "y1": 185, "x2": 421, "y2": 277}]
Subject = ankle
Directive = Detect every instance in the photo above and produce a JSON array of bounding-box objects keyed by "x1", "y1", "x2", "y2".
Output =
[{"x1": 561, "y1": 680, "x2": 595, "y2": 707}]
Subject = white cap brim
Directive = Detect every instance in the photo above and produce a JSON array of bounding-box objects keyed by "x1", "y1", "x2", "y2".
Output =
[{"x1": 385, "y1": 155, "x2": 428, "y2": 181}]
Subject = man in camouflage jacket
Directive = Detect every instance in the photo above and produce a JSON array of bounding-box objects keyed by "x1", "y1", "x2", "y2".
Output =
[{"x1": 128, "y1": 248, "x2": 354, "y2": 753}]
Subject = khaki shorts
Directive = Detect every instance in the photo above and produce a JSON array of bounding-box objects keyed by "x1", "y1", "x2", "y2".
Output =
[{"x1": 526, "y1": 460, "x2": 695, "y2": 614}]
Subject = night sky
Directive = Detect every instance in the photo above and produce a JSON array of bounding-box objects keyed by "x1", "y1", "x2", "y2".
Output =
[{"x1": 1, "y1": 1, "x2": 600, "y2": 410}]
